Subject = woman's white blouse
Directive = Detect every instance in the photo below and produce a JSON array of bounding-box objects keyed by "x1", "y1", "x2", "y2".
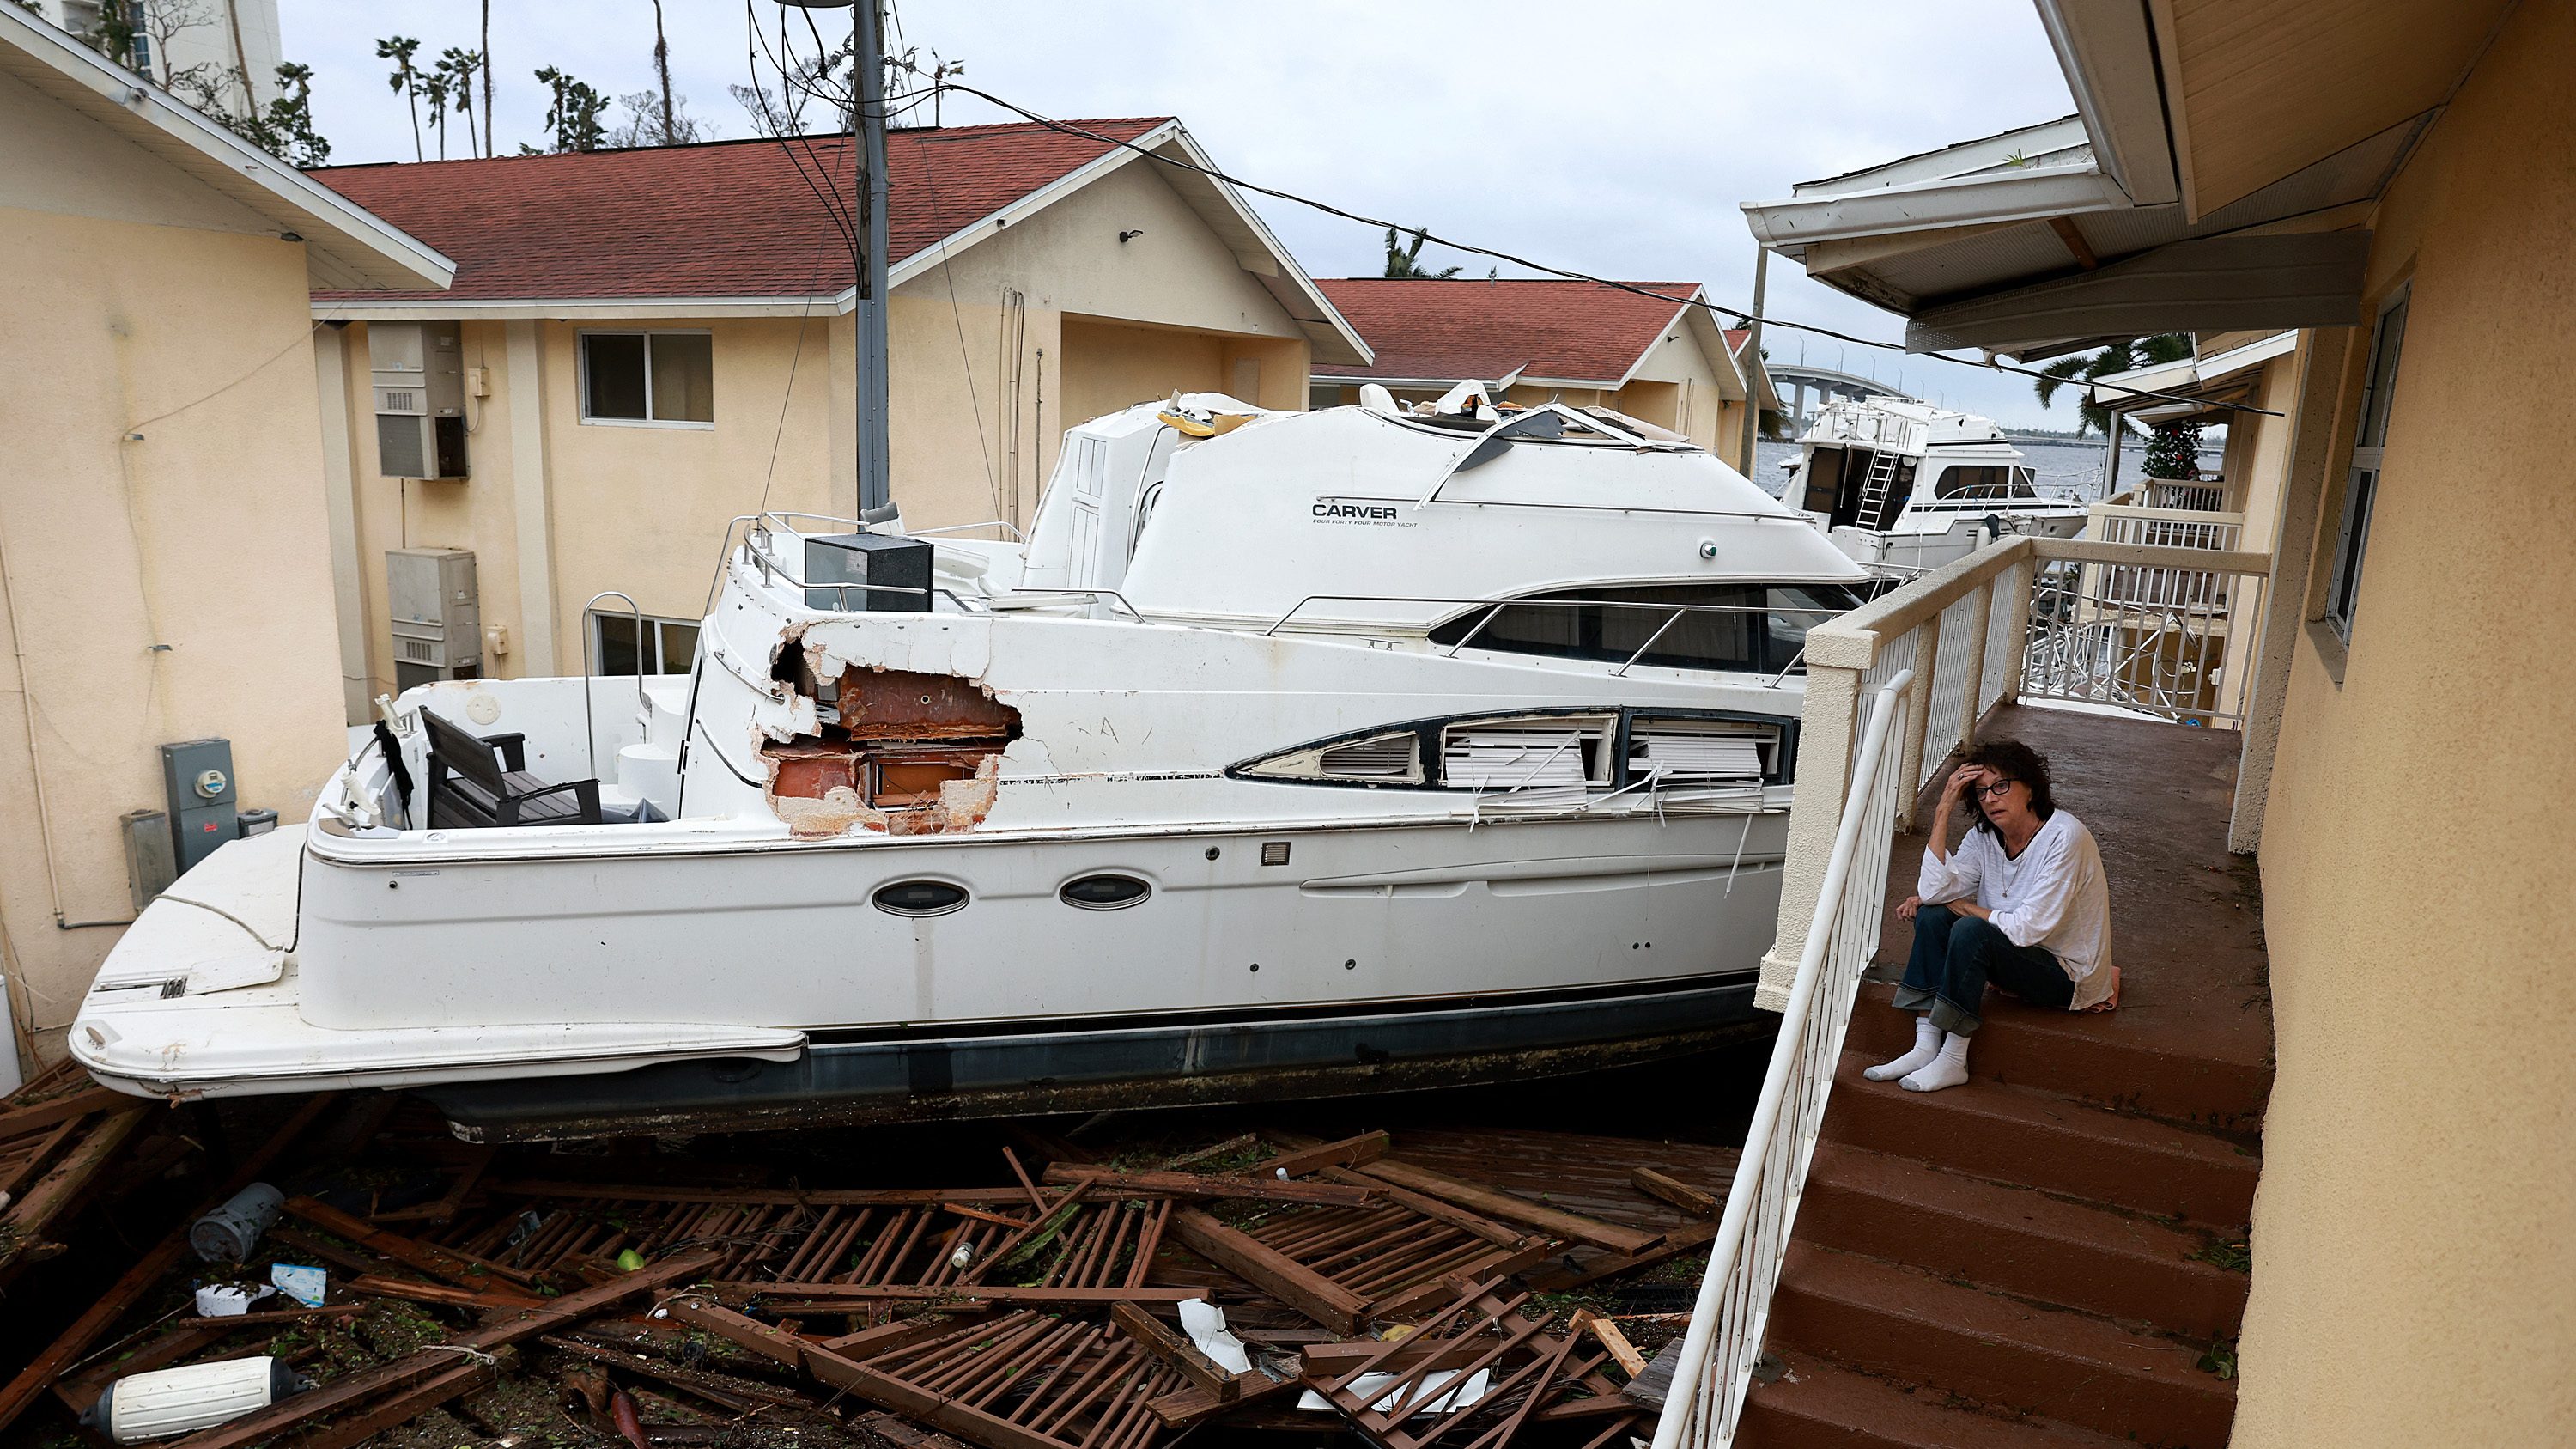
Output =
[{"x1": 1920, "y1": 810, "x2": 2115, "y2": 1010}]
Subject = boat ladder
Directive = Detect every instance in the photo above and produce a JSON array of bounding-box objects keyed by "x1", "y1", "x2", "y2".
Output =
[{"x1": 1855, "y1": 448, "x2": 1903, "y2": 529}]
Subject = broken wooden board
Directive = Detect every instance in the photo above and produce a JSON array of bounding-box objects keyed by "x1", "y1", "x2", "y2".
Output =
[
  {"x1": 0, "y1": 1093, "x2": 337, "y2": 1435},
  {"x1": 1170, "y1": 1208, "x2": 1368, "y2": 1334},
  {"x1": 161, "y1": 1248, "x2": 722, "y2": 1449},
  {"x1": 1353, "y1": 1159, "x2": 1664, "y2": 1255},
  {"x1": 677, "y1": 1299, "x2": 1185, "y2": 1449},
  {"x1": 1630, "y1": 1166, "x2": 1722, "y2": 1218},
  {"x1": 1041, "y1": 1165, "x2": 1375, "y2": 1208}
]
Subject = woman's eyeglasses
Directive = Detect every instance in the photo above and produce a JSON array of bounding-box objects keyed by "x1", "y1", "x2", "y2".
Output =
[{"x1": 1976, "y1": 779, "x2": 2020, "y2": 799}]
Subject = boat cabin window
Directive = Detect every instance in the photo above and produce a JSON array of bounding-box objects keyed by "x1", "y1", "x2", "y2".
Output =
[
  {"x1": 1931, "y1": 463, "x2": 2040, "y2": 502},
  {"x1": 1426, "y1": 582, "x2": 1869, "y2": 675}
]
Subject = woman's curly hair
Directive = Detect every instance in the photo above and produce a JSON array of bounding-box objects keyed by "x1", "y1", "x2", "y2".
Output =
[{"x1": 1961, "y1": 739, "x2": 2056, "y2": 835}]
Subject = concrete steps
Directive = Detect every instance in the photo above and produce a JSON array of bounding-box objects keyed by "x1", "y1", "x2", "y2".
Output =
[
  {"x1": 1798, "y1": 1141, "x2": 2248, "y2": 1339},
  {"x1": 1820, "y1": 1052, "x2": 2258, "y2": 1224},
  {"x1": 1765, "y1": 1245, "x2": 2234, "y2": 1447},
  {"x1": 1844, "y1": 982, "x2": 2270, "y2": 1129},
  {"x1": 1739, "y1": 1040, "x2": 2255, "y2": 1446},
  {"x1": 1740, "y1": 1349, "x2": 2142, "y2": 1449}
]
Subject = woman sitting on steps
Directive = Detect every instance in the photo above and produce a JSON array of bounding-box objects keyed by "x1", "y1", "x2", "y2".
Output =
[{"x1": 1868, "y1": 739, "x2": 2116, "y2": 1093}]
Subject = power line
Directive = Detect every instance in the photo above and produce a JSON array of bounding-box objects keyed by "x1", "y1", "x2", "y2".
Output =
[{"x1": 917, "y1": 80, "x2": 2278, "y2": 420}]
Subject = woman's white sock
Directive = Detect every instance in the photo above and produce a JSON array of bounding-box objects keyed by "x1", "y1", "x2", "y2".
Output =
[
  {"x1": 1901, "y1": 1032, "x2": 1973, "y2": 1093},
  {"x1": 1864, "y1": 1014, "x2": 1943, "y2": 1081}
]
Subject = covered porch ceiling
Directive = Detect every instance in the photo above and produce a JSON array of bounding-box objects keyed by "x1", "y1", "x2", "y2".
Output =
[{"x1": 1740, "y1": 0, "x2": 2514, "y2": 359}]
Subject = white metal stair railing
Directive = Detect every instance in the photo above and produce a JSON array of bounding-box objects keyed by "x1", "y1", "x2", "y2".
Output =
[{"x1": 1650, "y1": 668, "x2": 1916, "y2": 1449}]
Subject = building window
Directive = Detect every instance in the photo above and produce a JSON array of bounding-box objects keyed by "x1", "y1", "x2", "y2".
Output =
[
  {"x1": 590, "y1": 611, "x2": 700, "y2": 676},
  {"x1": 2327, "y1": 291, "x2": 2408, "y2": 642},
  {"x1": 580, "y1": 332, "x2": 714, "y2": 426}
]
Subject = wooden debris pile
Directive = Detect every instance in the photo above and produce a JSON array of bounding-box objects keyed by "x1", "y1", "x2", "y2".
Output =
[{"x1": 3, "y1": 1095, "x2": 1730, "y2": 1449}]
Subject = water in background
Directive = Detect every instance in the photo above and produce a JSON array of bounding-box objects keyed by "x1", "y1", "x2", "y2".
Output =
[{"x1": 1750, "y1": 437, "x2": 2221, "y2": 502}]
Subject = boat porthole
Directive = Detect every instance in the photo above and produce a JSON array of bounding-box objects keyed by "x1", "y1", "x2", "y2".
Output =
[
  {"x1": 1060, "y1": 874, "x2": 1151, "y2": 911},
  {"x1": 1205, "y1": 846, "x2": 1221, "y2": 861},
  {"x1": 873, "y1": 880, "x2": 969, "y2": 918}
]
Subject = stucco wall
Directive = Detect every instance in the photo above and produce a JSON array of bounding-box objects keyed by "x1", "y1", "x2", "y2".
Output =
[
  {"x1": 322, "y1": 152, "x2": 1325, "y2": 670},
  {"x1": 334, "y1": 315, "x2": 841, "y2": 698},
  {"x1": 0, "y1": 204, "x2": 349, "y2": 1063},
  {"x1": 2233, "y1": 4, "x2": 2576, "y2": 1441},
  {"x1": 887, "y1": 155, "x2": 1314, "y2": 531}
]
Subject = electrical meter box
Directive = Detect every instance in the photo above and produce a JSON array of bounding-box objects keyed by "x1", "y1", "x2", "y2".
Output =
[
  {"x1": 161, "y1": 739, "x2": 238, "y2": 876},
  {"x1": 369, "y1": 320, "x2": 469, "y2": 479},
  {"x1": 805, "y1": 532, "x2": 933, "y2": 612},
  {"x1": 386, "y1": 547, "x2": 482, "y2": 691}
]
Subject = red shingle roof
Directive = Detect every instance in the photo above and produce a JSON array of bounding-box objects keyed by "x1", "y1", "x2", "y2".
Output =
[
  {"x1": 307, "y1": 119, "x2": 1173, "y2": 303},
  {"x1": 1312, "y1": 278, "x2": 1702, "y2": 384}
]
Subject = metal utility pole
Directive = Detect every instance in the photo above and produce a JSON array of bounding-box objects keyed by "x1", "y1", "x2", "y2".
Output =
[
  {"x1": 781, "y1": 0, "x2": 892, "y2": 519},
  {"x1": 1738, "y1": 245, "x2": 1769, "y2": 474},
  {"x1": 854, "y1": 0, "x2": 891, "y2": 516}
]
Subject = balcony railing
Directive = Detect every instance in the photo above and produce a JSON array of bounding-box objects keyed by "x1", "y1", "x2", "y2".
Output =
[
  {"x1": 1651, "y1": 533, "x2": 2272, "y2": 1449},
  {"x1": 2106, "y1": 478, "x2": 2228, "y2": 513}
]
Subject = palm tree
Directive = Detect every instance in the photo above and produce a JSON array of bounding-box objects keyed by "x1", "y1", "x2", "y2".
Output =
[
  {"x1": 436, "y1": 47, "x2": 483, "y2": 158},
  {"x1": 1383, "y1": 228, "x2": 1462, "y2": 280},
  {"x1": 2032, "y1": 333, "x2": 2193, "y2": 436},
  {"x1": 479, "y1": 2, "x2": 494, "y2": 158},
  {"x1": 377, "y1": 35, "x2": 423, "y2": 161}
]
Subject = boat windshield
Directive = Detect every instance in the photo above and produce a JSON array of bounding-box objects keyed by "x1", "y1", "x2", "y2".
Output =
[
  {"x1": 1933, "y1": 463, "x2": 2042, "y2": 501},
  {"x1": 1427, "y1": 582, "x2": 1871, "y2": 675}
]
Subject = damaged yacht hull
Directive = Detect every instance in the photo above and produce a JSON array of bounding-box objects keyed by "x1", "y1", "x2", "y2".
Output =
[{"x1": 72, "y1": 397, "x2": 1873, "y2": 1130}]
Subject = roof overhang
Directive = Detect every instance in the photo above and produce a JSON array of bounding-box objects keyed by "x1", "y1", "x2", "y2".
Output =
[
  {"x1": 884, "y1": 120, "x2": 1371, "y2": 367},
  {"x1": 313, "y1": 295, "x2": 844, "y2": 321},
  {"x1": 1, "y1": 6, "x2": 452, "y2": 291},
  {"x1": 2087, "y1": 329, "x2": 2298, "y2": 423},
  {"x1": 1741, "y1": 0, "x2": 2505, "y2": 357}
]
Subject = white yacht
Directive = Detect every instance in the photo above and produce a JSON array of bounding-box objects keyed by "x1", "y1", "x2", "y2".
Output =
[
  {"x1": 69, "y1": 387, "x2": 1873, "y2": 1138},
  {"x1": 1783, "y1": 397, "x2": 2087, "y2": 575}
]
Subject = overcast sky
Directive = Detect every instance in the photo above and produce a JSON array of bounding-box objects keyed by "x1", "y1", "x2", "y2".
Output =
[{"x1": 273, "y1": 0, "x2": 2082, "y2": 427}]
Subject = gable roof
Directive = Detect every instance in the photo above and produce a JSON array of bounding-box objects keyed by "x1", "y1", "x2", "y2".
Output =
[
  {"x1": 1311, "y1": 279, "x2": 1710, "y2": 387},
  {"x1": 304, "y1": 119, "x2": 1369, "y2": 364},
  {"x1": 0, "y1": 5, "x2": 450, "y2": 290}
]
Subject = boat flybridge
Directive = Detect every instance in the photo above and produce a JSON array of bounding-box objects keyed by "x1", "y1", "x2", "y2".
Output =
[
  {"x1": 70, "y1": 383, "x2": 1874, "y2": 1138},
  {"x1": 1782, "y1": 397, "x2": 2087, "y2": 575}
]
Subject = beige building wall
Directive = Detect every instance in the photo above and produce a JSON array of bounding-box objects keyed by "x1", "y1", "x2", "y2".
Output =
[
  {"x1": 329, "y1": 315, "x2": 841, "y2": 702},
  {"x1": 0, "y1": 168, "x2": 351, "y2": 1062},
  {"x1": 888, "y1": 156, "x2": 1315, "y2": 533},
  {"x1": 2234, "y1": 4, "x2": 2576, "y2": 1442},
  {"x1": 324, "y1": 151, "x2": 1322, "y2": 698}
]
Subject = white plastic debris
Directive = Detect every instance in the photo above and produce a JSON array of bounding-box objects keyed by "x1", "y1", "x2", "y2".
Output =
[
  {"x1": 1298, "y1": 1369, "x2": 1491, "y2": 1416},
  {"x1": 1177, "y1": 1298, "x2": 1251, "y2": 1375},
  {"x1": 268, "y1": 1263, "x2": 326, "y2": 1307},
  {"x1": 80, "y1": 1356, "x2": 311, "y2": 1443},
  {"x1": 191, "y1": 1284, "x2": 273, "y2": 1318}
]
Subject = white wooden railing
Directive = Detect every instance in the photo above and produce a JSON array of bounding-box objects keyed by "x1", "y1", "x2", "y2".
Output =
[{"x1": 1654, "y1": 533, "x2": 2274, "y2": 1448}]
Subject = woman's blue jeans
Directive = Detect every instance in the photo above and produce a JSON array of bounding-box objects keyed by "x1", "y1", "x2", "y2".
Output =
[{"x1": 1893, "y1": 903, "x2": 2071, "y2": 1035}]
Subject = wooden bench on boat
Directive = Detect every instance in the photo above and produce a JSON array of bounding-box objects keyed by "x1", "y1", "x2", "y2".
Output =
[{"x1": 422, "y1": 710, "x2": 601, "y2": 829}]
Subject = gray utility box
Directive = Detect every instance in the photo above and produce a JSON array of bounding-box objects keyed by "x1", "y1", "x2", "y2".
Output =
[
  {"x1": 805, "y1": 533, "x2": 933, "y2": 612},
  {"x1": 121, "y1": 809, "x2": 176, "y2": 910},
  {"x1": 369, "y1": 320, "x2": 469, "y2": 479},
  {"x1": 387, "y1": 547, "x2": 481, "y2": 691},
  {"x1": 161, "y1": 739, "x2": 238, "y2": 876}
]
